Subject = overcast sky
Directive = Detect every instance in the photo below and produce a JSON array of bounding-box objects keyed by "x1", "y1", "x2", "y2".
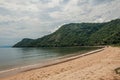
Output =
[{"x1": 0, "y1": 0, "x2": 120, "y2": 46}]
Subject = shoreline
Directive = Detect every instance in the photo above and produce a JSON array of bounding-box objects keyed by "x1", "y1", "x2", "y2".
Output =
[{"x1": 0, "y1": 48, "x2": 104, "y2": 78}]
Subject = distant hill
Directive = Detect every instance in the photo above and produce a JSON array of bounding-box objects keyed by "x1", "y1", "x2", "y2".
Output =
[{"x1": 13, "y1": 19, "x2": 120, "y2": 47}]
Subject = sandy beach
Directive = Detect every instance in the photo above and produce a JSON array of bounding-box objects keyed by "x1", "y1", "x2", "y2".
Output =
[{"x1": 0, "y1": 46, "x2": 120, "y2": 80}]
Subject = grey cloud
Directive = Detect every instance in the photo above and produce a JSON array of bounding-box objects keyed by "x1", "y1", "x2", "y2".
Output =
[
  {"x1": 61, "y1": 0, "x2": 70, "y2": 4},
  {"x1": 0, "y1": 21, "x2": 16, "y2": 25},
  {"x1": 0, "y1": 38, "x2": 20, "y2": 46},
  {"x1": 89, "y1": 0, "x2": 114, "y2": 5},
  {"x1": 0, "y1": 7, "x2": 11, "y2": 15},
  {"x1": 40, "y1": 0, "x2": 50, "y2": 3}
]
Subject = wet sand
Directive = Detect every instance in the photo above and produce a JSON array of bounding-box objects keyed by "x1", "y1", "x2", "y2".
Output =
[{"x1": 0, "y1": 46, "x2": 120, "y2": 80}]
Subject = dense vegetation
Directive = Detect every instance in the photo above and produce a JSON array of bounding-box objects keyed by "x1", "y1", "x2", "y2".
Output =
[{"x1": 13, "y1": 19, "x2": 120, "y2": 47}]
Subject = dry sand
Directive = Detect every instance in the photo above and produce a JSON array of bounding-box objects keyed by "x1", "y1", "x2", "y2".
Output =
[{"x1": 0, "y1": 46, "x2": 120, "y2": 80}]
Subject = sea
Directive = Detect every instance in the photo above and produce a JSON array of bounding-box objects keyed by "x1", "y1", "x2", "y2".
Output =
[{"x1": 0, "y1": 47, "x2": 100, "y2": 71}]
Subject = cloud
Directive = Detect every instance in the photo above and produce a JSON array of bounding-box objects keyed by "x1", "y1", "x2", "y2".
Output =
[
  {"x1": 0, "y1": 0, "x2": 119, "y2": 46},
  {"x1": 0, "y1": 0, "x2": 41, "y2": 12},
  {"x1": 89, "y1": 0, "x2": 114, "y2": 5},
  {"x1": 50, "y1": 0, "x2": 120, "y2": 22}
]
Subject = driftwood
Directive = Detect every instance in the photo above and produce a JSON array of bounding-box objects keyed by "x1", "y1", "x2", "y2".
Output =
[{"x1": 115, "y1": 67, "x2": 120, "y2": 74}]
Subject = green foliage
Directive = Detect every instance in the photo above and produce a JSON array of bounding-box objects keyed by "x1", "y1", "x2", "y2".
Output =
[{"x1": 13, "y1": 19, "x2": 120, "y2": 47}]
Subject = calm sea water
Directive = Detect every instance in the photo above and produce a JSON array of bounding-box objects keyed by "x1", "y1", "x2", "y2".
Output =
[{"x1": 0, "y1": 47, "x2": 100, "y2": 71}]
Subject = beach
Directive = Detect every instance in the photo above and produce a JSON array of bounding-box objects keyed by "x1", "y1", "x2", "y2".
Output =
[{"x1": 0, "y1": 46, "x2": 120, "y2": 80}]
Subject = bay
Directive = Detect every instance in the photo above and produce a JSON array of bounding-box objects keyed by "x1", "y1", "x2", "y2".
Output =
[{"x1": 0, "y1": 47, "x2": 100, "y2": 71}]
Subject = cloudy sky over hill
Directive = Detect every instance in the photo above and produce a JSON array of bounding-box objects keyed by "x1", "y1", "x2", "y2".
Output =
[{"x1": 0, "y1": 0, "x2": 120, "y2": 46}]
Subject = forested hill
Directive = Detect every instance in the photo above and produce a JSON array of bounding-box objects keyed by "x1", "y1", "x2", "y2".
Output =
[{"x1": 13, "y1": 19, "x2": 120, "y2": 47}]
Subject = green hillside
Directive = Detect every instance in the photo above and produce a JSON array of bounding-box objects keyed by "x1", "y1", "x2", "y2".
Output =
[{"x1": 13, "y1": 19, "x2": 120, "y2": 47}]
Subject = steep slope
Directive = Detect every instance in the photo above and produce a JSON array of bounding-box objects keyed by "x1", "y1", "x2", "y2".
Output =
[
  {"x1": 89, "y1": 19, "x2": 120, "y2": 45},
  {"x1": 13, "y1": 19, "x2": 120, "y2": 47},
  {"x1": 13, "y1": 38, "x2": 34, "y2": 47}
]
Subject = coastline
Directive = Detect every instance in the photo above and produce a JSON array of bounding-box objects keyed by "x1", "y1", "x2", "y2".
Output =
[
  {"x1": 0, "y1": 46, "x2": 120, "y2": 80},
  {"x1": 0, "y1": 48, "x2": 104, "y2": 78}
]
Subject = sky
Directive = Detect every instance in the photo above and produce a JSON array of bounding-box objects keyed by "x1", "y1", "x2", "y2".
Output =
[{"x1": 0, "y1": 0, "x2": 120, "y2": 46}]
